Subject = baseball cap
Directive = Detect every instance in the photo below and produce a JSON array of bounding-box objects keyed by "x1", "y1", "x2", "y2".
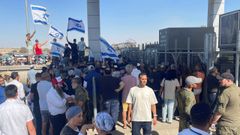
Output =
[
  {"x1": 185, "y1": 76, "x2": 202, "y2": 85},
  {"x1": 219, "y1": 72, "x2": 234, "y2": 81},
  {"x1": 66, "y1": 106, "x2": 82, "y2": 121}
]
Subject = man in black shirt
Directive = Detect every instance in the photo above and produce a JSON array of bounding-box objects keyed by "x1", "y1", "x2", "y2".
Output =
[
  {"x1": 96, "y1": 68, "x2": 121, "y2": 124},
  {"x1": 207, "y1": 67, "x2": 220, "y2": 108},
  {"x1": 30, "y1": 72, "x2": 42, "y2": 135},
  {"x1": 66, "y1": 37, "x2": 79, "y2": 65},
  {"x1": 63, "y1": 44, "x2": 71, "y2": 66}
]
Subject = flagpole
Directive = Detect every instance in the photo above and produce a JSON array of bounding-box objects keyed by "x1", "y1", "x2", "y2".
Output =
[{"x1": 24, "y1": 0, "x2": 30, "y2": 47}]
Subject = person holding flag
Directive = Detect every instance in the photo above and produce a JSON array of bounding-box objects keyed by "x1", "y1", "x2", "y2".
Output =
[
  {"x1": 25, "y1": 30, "x2": 36, "y2": 64},
  {"x1": 66, "y1": 37, "x2": 78, "y2": 65},
  {"x1": 33, "y1": 39, "x2": 49, "y2": 64},
  {"x1": 50, "y1": 38, "x2": 65, "y2": 66}
]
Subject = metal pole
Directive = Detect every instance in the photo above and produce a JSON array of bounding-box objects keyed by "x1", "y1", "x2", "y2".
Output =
[
  {"x1": 92, "y1": 77, "x2": 97, "y2": 118},
  {"x1": 235, "y1": 31, "x2": 240, "y2": 86},
  {"x1": 187, "y1": 37, "x2": 190, "y2": 68},
  {"x1": 24, "y1": 0, "x2": 30, "y2": 43}
]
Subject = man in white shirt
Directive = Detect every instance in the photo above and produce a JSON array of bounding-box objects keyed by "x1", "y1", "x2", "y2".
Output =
[
  {"x1": 131, "y1": 64, "x2": 141, "y2": 85},
  {"x1": 77, "y1": 37, "x2": 87, "y2": 62},
  {"x1": 27, "y1": 65, "x2": 37, "y2": 86},
  {"x1": 37, "y1": 72, "x2": 52, "y2": 135},
  {"x1": 126, "y1": 73, "x2": 158, "y2": 135},
  {"x1": 7, "y1": 72, "x2": 25, "y2": 101},
  {"x1": 46, "y1": 77, "x2": 74, "y2": 135},
  {"x1": 178, "y1": 103, "x2": 212, "y2": 135},
  {"x1": 0, "y1": 84, "x2": 36, "y2": 135}
]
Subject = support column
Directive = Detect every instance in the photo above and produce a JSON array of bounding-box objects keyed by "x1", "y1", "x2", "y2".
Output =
[
  {"x1": 87, "y1": 0, "x2": 101, "y2": 61},
  {"x1": 235, "y1": 31, "x2": 240, "y2": 86},
  {"x1": 208, "y1": 0, "x2": 225, "y2": 50}
]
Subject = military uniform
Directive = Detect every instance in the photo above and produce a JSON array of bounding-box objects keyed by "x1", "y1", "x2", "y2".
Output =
[
  {"x1": 215, "y1": 84, "x2": 240, "y2": 135},
  {"x1": 176, "y1": 88, "x2": 196, "y2": 132}
]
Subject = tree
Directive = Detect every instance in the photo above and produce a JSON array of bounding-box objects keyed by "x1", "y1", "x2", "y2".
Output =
[{"x1": 19, "y1": 47, "x2": 28, "y2": 54}]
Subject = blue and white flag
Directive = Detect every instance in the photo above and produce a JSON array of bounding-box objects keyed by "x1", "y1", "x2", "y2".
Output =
[
  {"x1": 67, "y1": 18, "x2": 85, "y2": 33},
  {"x1": 49, "y1": 26, "x2": 64, "y2": 39},
  {"x1": 30, "y1": 5, "x2": 49, "y2": 25},
  {"x1": 50, "y1": 42, "x2": 65, "y2": 58},
  {"x1": 100, "y1": 37, "x2": 119, "y2": 61}
]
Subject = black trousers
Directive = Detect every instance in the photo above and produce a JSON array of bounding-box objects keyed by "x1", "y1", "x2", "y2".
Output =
[
  {"x1": 33, "y1": 106, "x2": 42, "y2": 135},
  {"x1": 50, "y1": 113, "x2": 66, "y2": 135}
]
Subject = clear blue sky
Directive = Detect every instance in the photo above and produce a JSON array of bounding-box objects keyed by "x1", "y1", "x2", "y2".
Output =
[{"x1": 0, "y1": 0, "x2": 240, "y2": 48}]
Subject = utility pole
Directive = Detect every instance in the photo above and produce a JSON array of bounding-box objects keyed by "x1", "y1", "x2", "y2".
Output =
[{"x1": 24, "y1": 0, "x2": 30, "y2": 47}]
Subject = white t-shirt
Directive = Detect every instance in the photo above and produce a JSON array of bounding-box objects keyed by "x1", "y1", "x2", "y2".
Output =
[
  {"x1": 178, "y1": 127, "x2": 210, "y2": 135},
  {"x1": 131, "y1": 68, "x2": 141, "y2": 85},
  {"x1": 37, "y1": 80, "x2": 52, "y2": 111},
  {"x1": 7, "y1": 80, "x2": 25, "y2": 100},
  {"x1": 161, "y1": 79, "x2": 180, "y2": 100},
  {"x1": 27, "y1": 69, "x2": 36, "y2": 84},
  {"x1": 46, "y1": 87, "x2": 71, "y2": 116},
  {"x1": 0, "y1": 99, "x2": 33, "y2": 135},
  {"x1": 77, "y1": 41, "x2": 86, "y2": 51},
  {"x1": 126, "y1": 86, "x2": 158, "y2": 122}
]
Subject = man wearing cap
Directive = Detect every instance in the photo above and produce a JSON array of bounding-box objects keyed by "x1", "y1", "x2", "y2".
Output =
[
  {"x1": 176, "y1": 76, "x2": 202, "y2": 132},
  {"x1": 46, "y1": 76, "x2": 74, "y2": 135},
  {"x1": 211, "y1": 73, "x2": 240, "y2": 135},
  {"x1": 7, "y1": 72, "x2": 25, "y2": 101},
  {"x1": 60, "y1": 106, "x2": 93, "y2": 135}
]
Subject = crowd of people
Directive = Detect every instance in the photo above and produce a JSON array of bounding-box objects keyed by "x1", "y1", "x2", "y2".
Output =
[{"x1": 0, "y1": 45, "x2": 240, "y2": 135}]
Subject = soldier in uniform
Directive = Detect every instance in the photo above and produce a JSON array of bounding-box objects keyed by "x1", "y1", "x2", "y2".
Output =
[
  {"x1": 211, "y1": 73, "x2": 240, "y2": 135},
  {"x1": 176, "y1": 76, "x2": 202, "y2": 132}
]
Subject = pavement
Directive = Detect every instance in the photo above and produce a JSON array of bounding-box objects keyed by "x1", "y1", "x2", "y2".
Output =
[{"x1": 88, "y1": 120, "x2": 179, "y2": 135}]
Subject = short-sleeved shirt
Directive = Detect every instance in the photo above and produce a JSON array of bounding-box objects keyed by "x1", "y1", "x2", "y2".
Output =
[
  {"x1": 27, "y1": 69, "x2": 36, "y2": 85},
  {"x1": 0, "y1": 99, "x2": 33, "y2": 135},
  {"x1": 215, "y1": 84, "x2": 240, "y2": 127},
  {"x1": 60, "y1": 125, "x2": 83, "y2": 135},
  {"x1": 96, "y1": 76, "x2": 120, "y2": 102},
  {"x1": 161, "y1": 79, "x2": 180, "y2": 100},
  {"x1": 126, "y1": 86, "x2": 158, "y2": 122},
  {"x1": 121, "y1": 75, "x2": 137, "y2": 102},
  {"x1": 0, "y1": 86, "x2": 6, "y2": 104},
  {"x1": 178, "y1": 127, "x2": 210, "y2": 135},
  {"x1": 7, "y1": 80, "x2": 25, "y2": 100},
  {"x1": 37, "y1": 80, "x2": 52, "y2": 111},
  {"x1": 176, "y1": 88, "x2": 196, "y2": 119}
]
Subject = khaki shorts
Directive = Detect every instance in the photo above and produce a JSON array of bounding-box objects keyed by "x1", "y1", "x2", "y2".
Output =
[{"x1": 122, "y1": 102, "x2": 129, "y2": 112}]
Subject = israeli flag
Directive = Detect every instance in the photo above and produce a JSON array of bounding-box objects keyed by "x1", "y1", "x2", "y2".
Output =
[
  {"x1": 49, "y1": 26, "x2": 64, "y2": 39},
  {"x1": 67, "y1": 18, "x2": 85, "y2": 33},
  {"x1": 30, "y1": 5, "x2": 49, "y2": 25},
  {"x1": 100, "y1": 37, "x2": 119, "y2": 61},
  {"x1": 50, "y1": 42, "x2": 65, "y2": 58}
]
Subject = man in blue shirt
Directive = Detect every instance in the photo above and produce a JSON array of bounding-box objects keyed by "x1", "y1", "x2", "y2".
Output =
[{"x1": 0, "y1": 76, "x2": 6, "y2": 104}]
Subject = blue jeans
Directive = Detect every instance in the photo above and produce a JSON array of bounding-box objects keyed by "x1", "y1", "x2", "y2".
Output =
[
  {"x1": 162, "y1": 99, "x2": 175, "y2": 122},
  {"x1": 132, "y1": 122, "x2": 152, "y2": 135},
  {"x1": 104, "y1": 99, "x2": 119, "y2": 124}
]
